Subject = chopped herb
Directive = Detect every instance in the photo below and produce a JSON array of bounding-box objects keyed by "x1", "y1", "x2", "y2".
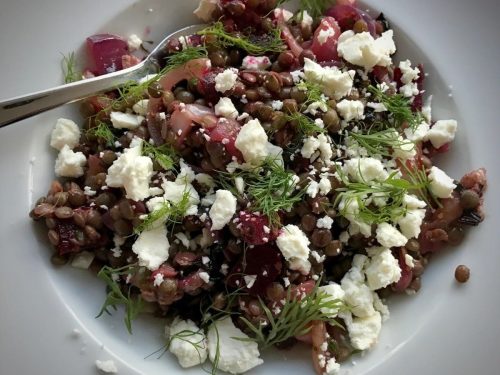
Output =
[
  {"x1": 401, "y1": 164, "x2": 442, "y2": 208},
  {"x1": 142, "y1": 141, "x2": 178, "y2": 171},
  {"x1": 198, "y1": 22, "x2": 285, "y2": 55},
  {"x1": 219, "y1": 158, "x2": 305, "y2": 227},
  {"x1": 86, "y1": 120, "x2": 117, "y2": 146},
  {"x1": 165, "y1": 45, "x2": 208, "y2": 68},
  {"x1": 287, "y1": 112, "x2": 326, "y2": 137},
  {"x1": 334, "y1": 168, "x2": 425, "y2": 224},
  {"x1": 277, "y1": 0, "x2": 334, "y2": 19},
  {"x1": 61, "y1": 52, "x2": 80, "y2": 84},
  {"x1": 348, "y1": 128, "x2": 415, "y2": 157},
  {"x1": 96, "y1": 264, "x2": 143, "y2": 334},
  {"x1": 368, "y1": 85, "x2": 424, "y2": 130},
  {"x1": 134, "y1": 190, "x2": 191, "y2": 234},
  {"x1": 239, "y1": 281, "x2": 344, "y2": 348},
  {"x1": 297, "y1": 80, "x2": 326, "y2": 109}
]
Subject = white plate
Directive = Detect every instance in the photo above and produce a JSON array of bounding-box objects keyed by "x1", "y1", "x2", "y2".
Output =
[{"x1": 1, "y1": 0, "x2": 499, "y2": 374}]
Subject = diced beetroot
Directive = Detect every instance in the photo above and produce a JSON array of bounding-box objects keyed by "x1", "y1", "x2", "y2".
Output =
[
  {"x1": 197, "y1": 68, "x2": 223, "y2": 105},
  {"x1": 336, "y1": 0, "x2": 357, "y2": 5},
  {"x1": 87, "y1": 154, "x2": 106, "y2": 176},
  {"x1": 425, "y1": 142, "x2": 451, "y2": 158},
  {"x1": 290, "y1": 279, "x2": 316, "y2": 300},
  {"x1": 87, "y1": 95, "x2": 116, "y2": 113},
  {"x1": 392, "y1": 248, "x2": 413, "y2": 292},
  {"x1": 129, "y1": 200, "x2": 147, "y2": 215},
  {"x1": 86, "y1": 34, "x2": 129, "y2": 76},
  {"x1": 393, "y1": 67, "x2": 403, "y2": 89},
  {"x1": 151, "y1": 264, "x2": 178, "y2": 280},
  {"x1": 371, "y1": 66, "x2": 391, "y2": 85},
  {"x1": 56, "y1": 221, "x2": 80, "y2": 255},
  {"x1": 460, "y1": 168, "x2": 487, "y2": 193},
  {"x1": 207, "y1": 118, "x2": 242, "y2": 159},
  {"x1": 227, "y1": 244, "x2": 283, "y2": 296},
  {"x1": 311, "y1": 17, "x2": 341, "y2": 62},
  {"x1": 237, "y1": 211, "x2": 278, "y2": 246},
  {"x1": 121, "y1": 54, "x2": 142, "y2": 69},
  {"x1": 174, "y1": 252, "x2": 199, "y2": 267}
]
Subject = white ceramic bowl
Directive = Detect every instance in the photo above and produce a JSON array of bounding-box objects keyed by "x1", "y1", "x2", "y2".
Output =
[{"x1": 1, "y1": 1, "x2": 499, "y2": 374}]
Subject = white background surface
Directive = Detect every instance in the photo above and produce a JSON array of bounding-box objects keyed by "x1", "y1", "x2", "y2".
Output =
[{"x1": 0, "y1": 0, "x2": 499, "y2": 374}]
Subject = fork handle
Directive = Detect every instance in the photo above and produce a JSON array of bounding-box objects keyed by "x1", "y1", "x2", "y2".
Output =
[{"x1": 0, "y1": 62, "x2": 149, "y2": 128}]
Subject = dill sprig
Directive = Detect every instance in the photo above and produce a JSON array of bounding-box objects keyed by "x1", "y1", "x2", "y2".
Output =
[
  {"x1": 198, "y1": 22, "x2": 285, "y2": 55},
  {"x1": 368, "y1": 86, "x2": 424, "y2": 130},
  {"x1": 61, "y1": 52, "x2": 80, "y2": 84},
  {"x1": 86, "y1": 120, "x2": 117, "y2": 146},
  {"x1": 287, "y1": 112, "x2": 326, "y2": 137},
  {"x1": 335, "y1": 169, "x2": 425, "y2": 224},
  {"x1": 297, "y1": 80, "x2": 325, "y2": 108},
  {"x1": 219, "y1": 158, "x2": 305, "y2": 227},
  {"x1": 165, "y1": 45, "x2": 207, "y2": 68},
  {"x1": 96, "y1": 264, "x2": 143, "y2": 334},
  {"x1": 401, "y1": 164, "x2": 442, "y2": 208},
  {"x1": 239, "y1": 282, "x2": 344, "y2": 348},
  {"x1": 134, "y1": 191, "x2": 191, "y2": 234},
  {"x1": 142, "y1": 141, "x2": 178, "y2": 171},
  {"x1": 349, "y1": 128, "x2": 415, "y2": 157},
  {"x1": 277, "y1": 0, "x2": 334, "y2": 19}
]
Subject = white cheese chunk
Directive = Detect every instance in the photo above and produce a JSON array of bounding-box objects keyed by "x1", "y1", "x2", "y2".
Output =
[
  {"x1": 207, "y1": 317, "x2": 263, "y2": 374},
  {"x1": 425, "y1": 119, "x2": 457, "y2": 149},
  {"x1": 169, "y1": 318, "x2": 208, "y2": 368},
  {"x1": 127, "y1": 34, "x2": 142, "y2": 51},
  {"x1": 235, "y1": 119, "x2": 269, "y2": 165},
  {"x1": 316, "y1": 216, "x2": 333, "y2": 229},
  {"x1": 404, "y1": 122, "x2": 430, "y2": 143},
  {"x1": 428, "y1": 166, "x2": 456, "y2": 198},
  {"x1": 132, "y1": 99, "x2": 149, "y2": 116},
  {"x1": 399, "y1": 59, "x2": 420, "y2": 84},
  {"x1": 209, "y1": 190, "x2": 237, "y2": 230},
  {"x1": 364, "y1": 247, "x2": 401, "y2": 290},
  {"x1": 318, "y1": 177, "x2": 332, "y2": 195},
  {"x1": 300, "y1": 10, "x2": 313, "y2": 28},
  {"x1": 95, "y1": 360, "x2": 118, "y2": 374},
  {"x1": 318, "y1": 283, "x2": 345, "y2": 317},
  {"x1": 214, "y1": 69, "x2": 238, "y2": 93},
  {"x1": 106, "y1": 139, "x2": 153, "y2": 201},
  {"x1": 399, "y1": 82, "x2": 419, "y2": 97},
  {"x1": 303, "y1": 58, "x2": 356, "y2": 100},
  {"x1": 132, "y1": 225, "x2": 169, "y2": 271},
  {"x1": 397, "y1": 208, "x2": 426, "y2": 239},
  {"x1": 342, "y1": 311, "x2": 382, "y2": 350},
  {"x1": 50, "y1": 118, "x2": 80, "y2": 150},
  {"x1": 241, "y1": 55, "x2": 272, "y2": 70},
  {"x1": 276, "y1": 225, "x2": 311, "y2": 275},
  {"x1": 376, "y1": 222, "x2": 408, "y2": 248},
  {"x1": 54, "y1": 145, "x2": 86, "y2": 177},
  {"x1": 336, "y1": 99, "x2": 365, "y2": 121},
  {"x1": 110, "y1": 111, "x2": 145, "y2": 130},
  {"x1": 344, "y1": 157, "x2": 388, "y2": 182},
  {"x1": 301, "y1": 136, "x2": 320, "y2": 159},
  {"x1": 392, "y1": 136, "x2": 417, "y2": 160},
  {"x1": 214, "y1": 97, "x2": 238, "y2": 119},
  {"x1": 337, "y1": 30, "x2": 396, "y2": 71}
]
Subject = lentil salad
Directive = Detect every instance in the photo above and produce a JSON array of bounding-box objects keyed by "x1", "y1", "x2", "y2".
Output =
[{"x1": 30, "y1": 0, "x2": 488, "y2": 374}]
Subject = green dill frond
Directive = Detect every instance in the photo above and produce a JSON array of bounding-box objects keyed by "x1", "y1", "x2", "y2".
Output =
[
  {"x1": 368, "y1": 86, "x2": 424, "y2": 130},
  {"x1": 61, "y1": 52, "x2": 80, "y2": 84},
  {"x1": 86, "y1": 121, "x2": 117, "y2": 146},
  {"x1": 219, "y1": 158, "x2": 305, "y2": 227},
  {"x1": 401, "y1": 164, "x2": 442, "y2": 208},
  {"x1": 334, "y1": 169, "x2": 425, "y2": 224},
  {"x1": 198, "y1": 22, "x2": 285, "y2": 55},
  {"x1": 298, "y1": 0, "x2": 335, "y2": 18},
  {"x1": 142, "y1": 141, "x2": 178, "y2": 171},
  {"x1": 96, "y1": 264, "x2": 143, "y2": 334},
  {"x1": 297, "y1": 80, "x2": 325, "y2": 108},
  {"x1": 134, "y1": 191, "x2": 191, "y2": 234},
  {"x1": 165, "y1": 45, "x2": 208, "y2": 68},
  {"x1": 287, "y1": 112, "x2": 326, "y2": 137},
  {"x1": 349, "y1": 128, "x2": 415, "y2": 157},
  {"x1": 239, "y1": 282, "x2": 344, "y2": 348}
]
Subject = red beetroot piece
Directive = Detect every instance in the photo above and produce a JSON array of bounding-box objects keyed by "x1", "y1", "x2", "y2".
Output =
[
  {"x1": 86, "y1": 34, "x2": 129, "y2": 75},
  {"x1": 237, "y1": 211, "x2": 278, "y2": 246}
]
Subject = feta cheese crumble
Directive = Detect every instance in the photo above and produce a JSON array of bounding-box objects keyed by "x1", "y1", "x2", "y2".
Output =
[
  {"x1": 428, "y1": 166, "x2": 456, "y2": 198},
  {"x1": 276, "y1": 225, "x2": 311, "y2": 274},
  {"x1": 235, "y1": 119, "x2": 269, "y2": 165},
  {"x1": 50, "y1": 118, "x2": 80, "y2": 150},
  {"x1": 127, "y1": 34, "x2": 142, "y2": 51},
  {"x1": 169, "y1": 318, "x2": 207, "y2": 368},
  {"x1": 214, "y1": 97, "x2": 239, "y2": 119},
  {"x1": 376, "y1": 223, "x2": 408, "y2": 248},
  {"x1": 425, "y1": 119, "x2": 458, "y2": 149},
  {"x1": 207, "y1": 317, "x2": 263, "y2": 374},
  {"x1": 336, "y1": 99, "x2": 365, "y2": 121},
  {"x1": 214, "y1": 69, "x2": 238, "y2": 93},
  {"x1": 54, "y1": 145, "x2": 86, "y2": 178},
  {"x1": 209, "y1": 189, "x2": 237, "y2": 230},
  {"x1": 95, "y1": 360, "x2": 118, "y2": 374},
  {"x1": 303, "y1": 58, "x2": 356, "y2": 100},
  {"x1": 132, "y1": 225, "x2": 169, "y2": 271},
  {"x1": 110, "y1": 111, "x2": 145, "y2": 130}
]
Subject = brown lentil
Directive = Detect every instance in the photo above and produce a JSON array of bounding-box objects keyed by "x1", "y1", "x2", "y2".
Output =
[
  {"x1": 455, "y1": 265, "x2": 470, "y2": 283},
  {"x1": 460, "y1": 189, "x2": 480, "y2": 210},
  {"x1": 290, "y1": 87, "x2": 307, "y2": 103},
  {"x1": 209, "y1": 50, "x2": 229, "y2": 67},
  {"x1": 175, "y1": 90, "x2": 195, "y2": 104},
  {"x1": 301, "y1": 214, "x2": 317, "y2": 232},
  {"x1": 84, "y1": 225, "x2": 101, "y2": 241},
  {"x1": 48, "y1": 229, "x2": 60, "y2": 246},
  {"x1": 311, "y1": 229, "x2": 333, "y2": 248},
  {"x1": 279, "y1": 87, "x2": 292, "y2": 100},
  {"x1": 282, "y1": 98, "x2": 298, "y2": 114},
  {"x1": 266, "y1": 282, "x2": 285, "y2": 301},
  {"x1": 94, "y1": 192, "x2": 116, "y2": 207},
  {"x1": 447, "y1": 226, "x2": 465, "y2": 246},
  {"x1": 162, "y1": 90, "x2": 175, "y2": 106},
  {"x1": 68, "y1": 189, "x2": 86, "y2": 206},
  {"x1": 50, "y1": 253, "x2": 68, "y2": 266},
  {"x1": 244, "y1": 89, "x2": 260, "y2": 102},
  {"x1": 148, "y1": 81, "x2": 164, "y2": 98},
  {"x1": 114, "y1": 219, "x2": 133, "y2": 236},
  {"x1": 87, "y1": 210, "x2": 103, "y2": 229},
  {"x1": 110, "y1": 205, "x2": 122, "y2": 221},
  {"x1": 325, "y1": 240, "x2": 342, "y2": 257},
  {"x1": 73, "y1": 211, "x2": 86, "y2": 228},
  {"x1": 323, "y1": 109, "x2": 341, "y2": 132},
  {"x1": 405, "y1": 238, "x2": 420, "y2": 254},
  {"x1": 278, "y1": 51, "x2": 295, "y2": 69},
  {"x1": 119, "y1": 199, "x2": 135, "y2": 220},
  {"x1": 101, "y1": 150, "x2": 117, "y2": 165},
  {"x1": 264, "y1": 74, "x2": 282, "y2": 93},
  {"x1": 256, "y1": 86, "x2": 272, "y2": 100},
  {"x1": 54, "y1": 206, "x2": 73, "y2": 219},
  {"x1": 257, "y1": 105, "x2": 274, "y2": 122},
  {"x1": 353, "y1": 19, "x2": 369, "y2": 33}
]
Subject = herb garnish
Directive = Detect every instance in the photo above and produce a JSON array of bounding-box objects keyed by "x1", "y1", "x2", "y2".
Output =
[
  {"x1": 96, "y1": 264, "x2": 143, "y2": 334},
  {"x1": 142, "y1": 141, "x2": 178, "y2": 171},
  {"x1": 134, "y1": 190, "x2": 191, "y2": 234},
  {"x1": 198, "y1": 22, "x2": 285, "y2": 55},
  {"x1": 348, "y1": 128, "x2": 415, "y2": 157},
  {"x1": 401, "y1": 164, "x2": 442, "y2": 208},
  {"x1": 334, "y1": 168, "x2": 424, "y2": 224},
  {"x1": 239, "y1": 282, "x2": 344, "y2": 348},
  {"x1": 287, "y1": 112, "x2": 326, "y2": 137},
  {"x1": 368, "y1": 85, "x2": 424, "y2": 130},
  {"x1": 61, "y1": 52, "x2": 80, "y2": 83},
  {"x1": 219, "y1": 158, "x2": 305, "y2": 227},
  {"x1": 277, "y1": 0, "x2": 335, "y2": 19},
  {"x1": 85, "y1": 120, "x2": 117, "y2": 146}
]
